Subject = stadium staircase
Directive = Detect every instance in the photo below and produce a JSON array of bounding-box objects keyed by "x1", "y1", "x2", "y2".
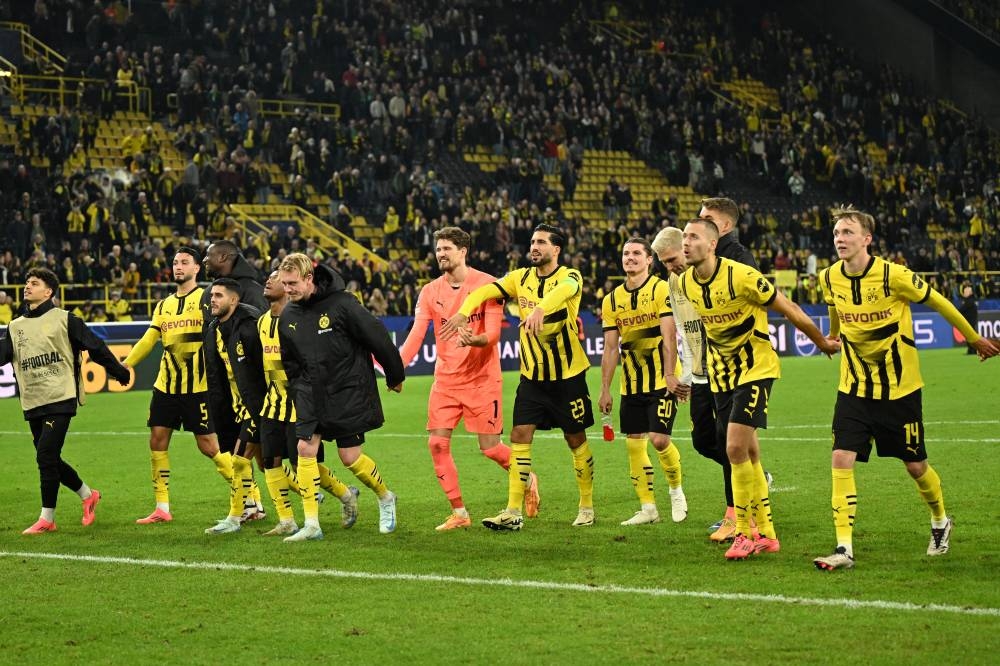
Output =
[
  {"x1": 464, "y1": 147, "x2": 705, "y2": 224},
  {"x1": 0, "y1": 23, "x2": 381, "y2": 261},
  {"x1": 718, "y1": 78, "x2": 781, "y2": 113},
  {"x1": 229, "y1": 204, "x2": 387, "y2": 267}
]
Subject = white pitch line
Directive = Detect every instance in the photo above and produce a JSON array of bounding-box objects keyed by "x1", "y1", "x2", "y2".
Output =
[
  {"x1": 1, "y1": 550, "x2": 997, "y2": 618},
  {"x1": 1, "y1": 430, "x2": 997, "y2": 444}
]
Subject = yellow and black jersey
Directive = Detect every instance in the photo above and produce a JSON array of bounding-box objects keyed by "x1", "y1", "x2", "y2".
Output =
[
  {"x1": 492, "y1": 265, "x2": 590, "y2": 381},
  {"x1": 258, "y1": 310, "x2": 295, "y2": 422},
  {"x1": 216, "y1": 328, "x2": 251, "y2": 423},
  {"x1": 820, "y1": 256, "x2": 928, "y2": 400},
  {"x1": 601, "y1": 275, "x2": 671, "y2": 395},
  {"x1": 127, "y1": 287, "x2": 208, "y2": 393},
  {"x1": 680, "y1": 258, "x2": 780, "y2": 392}
]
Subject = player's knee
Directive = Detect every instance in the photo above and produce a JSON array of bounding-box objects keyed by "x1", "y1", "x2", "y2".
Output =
[
  {"x1": 905, "y1": 459, "x2": 928, "y2": 479},
  {"x1": 649, "y1": 433, "x2": 670, "y2": 451},
  {"x1": 428, "y1": 435, "x2": 451, "y2": 455},
  {"x1": 510, "y1": 425, "x2": 533, "y2": 444}
]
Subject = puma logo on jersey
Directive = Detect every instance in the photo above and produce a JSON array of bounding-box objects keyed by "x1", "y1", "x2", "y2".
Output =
[
  {"x1": 44, "y1": 420, "x2": 55, "y2": 428},
  {"x1": 287, "y1": 323, "x2": 297, "y2": 331}
]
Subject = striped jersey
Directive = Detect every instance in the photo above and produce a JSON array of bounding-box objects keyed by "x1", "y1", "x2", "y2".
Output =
[
  {"x1": 680, "y1": 258, "x2": 780, "y2": 392},
  {"x1": 820, "y1": 256, "x2": 928, "y2": 399},
  {"x1": 216, "y1": 327, "x2": 251, "y2": 422},
  {"x1": 142, "y1": 287, "x2": 208, "y2": 393},
  {"x1": 258, "y1": 309, "x2": 295, "y2": 422},
  {"x1": 492, "y1": 265, "x2": 589, "y2": 381},
  {"x1": 601, "y1": 275, "x2": 671, "y2": 395}
]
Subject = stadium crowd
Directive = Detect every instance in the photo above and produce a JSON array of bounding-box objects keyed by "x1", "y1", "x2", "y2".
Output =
[{"x1": 0, "y1": 0, "x2": 997, "y2": 323}]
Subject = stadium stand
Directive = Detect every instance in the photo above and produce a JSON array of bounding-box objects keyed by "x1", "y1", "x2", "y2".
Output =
[{"x1": 0, "y1": 0, "x2": 997, "y2": 319}]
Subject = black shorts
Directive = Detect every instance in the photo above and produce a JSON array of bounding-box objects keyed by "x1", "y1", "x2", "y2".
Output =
[
  {"x1": 147, "y1": 389, "x2": 214, "y2": 435},
  {"x1": 832, "y1": 390, "x2": 925, "y2": 463},
  {"x1": 318, "y1": 432, "x2": 365, "y2": 448},
  {"x1": 620, "y1": 389, "x2": 677, "y2": 436},
  {"x1": 239, "y1": 417, "x2": 261, "y2": 447},
  {"x1": 512, "y1": 372, "x2": 594, "y2": 433},
  {"x1": 215, "y1": 411, "x2": 241, "y2": 454},
  {"x1": 714, "y1": 379, "x2": 773, "y2": 433},
  {"x1": 260, "y1": 417, "x2": 298, "y2": 460}
]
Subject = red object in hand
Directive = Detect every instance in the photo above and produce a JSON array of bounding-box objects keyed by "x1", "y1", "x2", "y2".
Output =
[{"x1": 602, "y1": 416, "x2": 614, "y2": 442}]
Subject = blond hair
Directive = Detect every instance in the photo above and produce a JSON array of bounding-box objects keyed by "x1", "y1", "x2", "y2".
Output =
[
  {"x1": 278, "y1": 252, "x2": 314, "y2": 277},
  {"x1": 651, "y1": 226, "x2": 683, "y2": 255},
  {"x1": 830, "y1": 204, "x2": 876, "y2": 235}
]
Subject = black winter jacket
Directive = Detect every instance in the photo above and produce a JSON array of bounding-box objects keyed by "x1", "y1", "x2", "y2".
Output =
[
  {"x1": 200, "y1": 254, "x2": 266, "y2": 425},
  {"x1": 207, "y1": 303, "x2": 266, "y2": 421},
  {"x1": 716, "y1": 231, "x2": 758, "y2": 269},
  {"x1": 278, "y1": 264, "x2": 405, "y2": 441}
]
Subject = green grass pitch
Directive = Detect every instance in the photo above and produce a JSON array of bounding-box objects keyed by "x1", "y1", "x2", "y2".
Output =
[{"x1": 0, "y1": 350, "x2": 998, "y2": 664}]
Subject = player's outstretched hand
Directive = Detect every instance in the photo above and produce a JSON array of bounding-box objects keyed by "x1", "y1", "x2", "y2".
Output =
[
  {"x1": 818, "y1": 336, "x2": 841, "y2": 357},
  {"x1": 974, "y1": 337, "x2": 1000, "y2": 361},
  {"x1": 440, "y1": 313, "x2": 469, "y2": 340},
  {"x1": 456, "y1": 327, "x2": 481, "y2": 348}
]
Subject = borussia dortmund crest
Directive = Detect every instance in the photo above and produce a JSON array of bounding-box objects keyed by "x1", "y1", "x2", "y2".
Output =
[
  {"x1": 236, "y1": 341, "x2": 244, "y2": 356},
  {"x1": 319, "y1": 313, "x2": 330, "y2": 329},
  {"x1": 866, "y1": 287, "x2": 879, "y2": 303}
]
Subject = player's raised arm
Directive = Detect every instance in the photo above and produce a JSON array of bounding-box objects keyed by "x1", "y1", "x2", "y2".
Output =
[
  {"x1": 441, "y1": 281, "x2": 506, "y2": 340},
  {"x1": 922, "y1": 289, "x2": 999, "y2": 360},
  {"x1": 123, "y1": 320, "x2": 162, "y2": 367},
  {"x1": 769, "y1": 290, "x2": 840, "y2": 357},
  {"x1": 522, "y1": 273, "x2": 580, "y2": 335}
]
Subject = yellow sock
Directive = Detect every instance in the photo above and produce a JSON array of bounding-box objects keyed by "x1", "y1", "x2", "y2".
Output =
[
  {"x1": 914, "y1": 465, "x2": 947, "y2": 520},
  {"x1": 283, "y1": 463, "x2": 301, "y2": 495},
  {"x1": 212, "y1": 451, "x2": 233, "y2": 483},
  {"x1": 731, "y1": 460, "x2": 755, "y2": 536},
  {"x1": 264, "y1": 467, "x2": 295, "y2": 522},
  {"x1": 297, "y1": 456, "x2": 321, "y2": 522},
  {"x1": 571, "y1": 441, "x2": 595, "y2": 509},
  {"x1": 626, "y1": 437, "x2": 655, "y2": 505},
  {"x1": 347, "y1": 454, "x2": 388, "y2": 497},
  {"x1": 656, "y1": 442, "x2": 683, "y2": 489},
  {"x1": 151, "y1": 450, "x2": 170, "y2": 504},
  {"x1": 832, "y1": 467, "x2": 856, "y2": 550},
  {"x1": 751, "y1": 461, "x2": 775, "y2": 539},
  {"x1": 319, "y1": 463, "x2": 350, "y2": 498},
  {"x1": 507, "y1": 443, "x2": 531, "y2": 512},
  {"x1": 230, "y1": 455, "x2": 253, "y2": 518}
]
